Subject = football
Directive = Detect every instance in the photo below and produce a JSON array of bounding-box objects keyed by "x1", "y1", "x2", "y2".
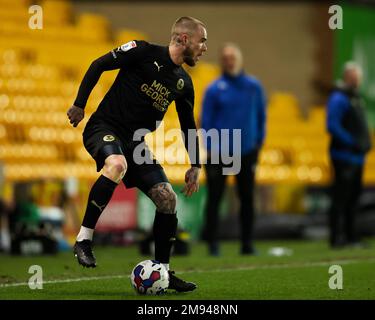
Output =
[{"x1": 130, "y1": 260, "x2": 169, "y2": 295}]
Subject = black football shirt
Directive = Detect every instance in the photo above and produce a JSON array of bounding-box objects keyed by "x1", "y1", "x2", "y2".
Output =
[{"x1": 73, "y1": 40, "x2": 200, "y2": 166}]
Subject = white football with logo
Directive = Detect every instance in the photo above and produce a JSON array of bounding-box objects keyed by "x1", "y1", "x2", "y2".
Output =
[{"x1": 130, "y1": 260, "x2": 169, "y2": 295}]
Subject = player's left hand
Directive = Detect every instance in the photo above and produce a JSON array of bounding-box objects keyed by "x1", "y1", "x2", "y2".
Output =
[{"x1": 181, "y1": 166, "x2": 200, "y2": 197}]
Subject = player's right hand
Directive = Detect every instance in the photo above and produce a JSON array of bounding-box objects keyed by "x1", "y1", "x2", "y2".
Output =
[
  {"x1": 67, "y1": 105, "x2": 84, "y2": 127},
  {"x1": 181, "y1": 166, "x2": 200, "y2": 197}
]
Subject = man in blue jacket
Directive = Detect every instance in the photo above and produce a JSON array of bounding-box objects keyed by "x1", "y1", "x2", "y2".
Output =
[
  {"x1": 200, "y1": 43, "x2": 266, "y2": 256},
  {"x1": 327, "y1": 62, "x2": 372, "y2": 248}
]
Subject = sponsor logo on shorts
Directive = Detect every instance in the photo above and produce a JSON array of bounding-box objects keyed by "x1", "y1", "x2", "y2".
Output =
[
  {"x1": 103, "y1": 135, "x2": 115, "y2": 142},
  {"x1": 177, "y1": 78, "x2": 184, "y2": 90}
]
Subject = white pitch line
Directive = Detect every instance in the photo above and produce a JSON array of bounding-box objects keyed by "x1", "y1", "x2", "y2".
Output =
[
  {"x1": 1, "y1": 257, "x2": 374, "y2": 289},
  {"x1": 199, "y1": 257, "x2": 375, "y2": 273},
  {"x1": 0, "y1": 275, "x2": 126, "y2": 288}
]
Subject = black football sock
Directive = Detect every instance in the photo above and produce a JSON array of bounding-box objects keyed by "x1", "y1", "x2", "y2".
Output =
[
  {"x1": 81, "y1": 175, "x2": 118, "y2": 229},
  {"x1": 153, "y1": 211, "x2": 178, "y2": 264}
]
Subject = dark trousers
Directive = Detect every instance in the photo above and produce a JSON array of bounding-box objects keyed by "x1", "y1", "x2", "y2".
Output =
[
  {"x1": 329, "y1": 159, "x2": 364, "y2": 246},
  {"x1": 202, "y1": 151, "x2": 258, "y2": 247}
]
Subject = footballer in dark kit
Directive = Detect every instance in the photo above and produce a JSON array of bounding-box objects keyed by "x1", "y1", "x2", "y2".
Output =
[{"x1": 67, "y1": 16, "x2": 208, "y2": 292}]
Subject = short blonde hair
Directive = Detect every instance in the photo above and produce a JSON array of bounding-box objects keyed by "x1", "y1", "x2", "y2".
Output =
[
  {"x1": 220, "y1": 42, "x2": 241, "y2": 52},
  {"x1": 171, "y1": 16, "x2": 205, "y2": 42},
  {"x1": 220, "y1": 42, "x2": 243, "y2": 64},
  {"x1": 343, "y1": 61, "x2": 363, "y2": 78}
]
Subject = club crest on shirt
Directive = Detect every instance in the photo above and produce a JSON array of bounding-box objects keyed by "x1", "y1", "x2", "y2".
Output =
[
  {"x1": 177, "y1": 78, "x2": 184, "y2": 90},
  {"x1": 103, "y1": 135, "x2": 115, "y2": 142}
]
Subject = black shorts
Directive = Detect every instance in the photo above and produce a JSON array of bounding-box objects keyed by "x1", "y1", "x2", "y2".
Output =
[{"x1": 82, "y1": 121, "x2": 168, "y2": 193}]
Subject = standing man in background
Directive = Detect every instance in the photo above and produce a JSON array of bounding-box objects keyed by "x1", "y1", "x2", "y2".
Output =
[
  {"x1": 327, "y1": 62, "x2": 372, "y2": 249},
  {"x1": 200, "y1": 43, "x2": 266, "y2": 256}
]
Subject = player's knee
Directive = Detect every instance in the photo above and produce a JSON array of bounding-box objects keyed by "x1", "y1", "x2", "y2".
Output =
[
  {"x1": 103, "y1": 155, "x2": 127, "y2": 182},
  {"x1": 149, "y1": 183, "x2": 177, "y2": 214},
  {"x1": 158, "y1": 189, "x2": 177, "y2": 214},
  {"x1": 166, "y1": 189, "x2": 177, "y2": 213}
]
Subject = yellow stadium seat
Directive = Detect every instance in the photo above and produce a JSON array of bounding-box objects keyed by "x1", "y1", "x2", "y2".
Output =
[
  {"x1": 77, "y1": 13, "x2": 111, "y2": 42},
  {"x1": 115, "y1": 29, "x2": 149, "y2": 45},
  {"x1": 42, "y1": 0, "x2": 73, "y2": 26}
]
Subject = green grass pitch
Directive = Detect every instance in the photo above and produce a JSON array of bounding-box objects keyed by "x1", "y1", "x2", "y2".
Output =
[{"x1": 0, "y1": 239, "x2": 374, "y2": 300}]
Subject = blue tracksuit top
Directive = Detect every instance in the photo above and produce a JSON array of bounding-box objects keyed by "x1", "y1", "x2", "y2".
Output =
[
  {"x1": 326, "y1": 90, "x2": 365, "y2": 165},
  {"x1": 201, "y1": 72, "x2": 266, "y2": 156}
]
